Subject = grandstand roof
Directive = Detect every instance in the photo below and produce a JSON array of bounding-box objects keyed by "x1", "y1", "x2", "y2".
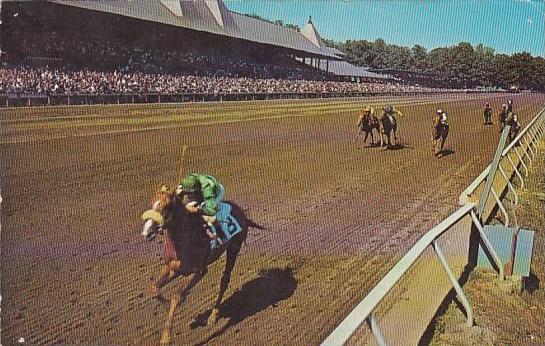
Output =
[
  {"x1": 310, "y1": 60, "x2": 390, "y2": 79},
  {"x1": 301, "y1": 17, "x2": 326, "y2": 49},
  {"x1": 49, "y1": 0, "x2": 342, "y2": 60}
]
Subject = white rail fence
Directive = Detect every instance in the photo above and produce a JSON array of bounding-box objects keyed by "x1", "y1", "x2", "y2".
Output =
[{"x1": 322, "y1": 106, "x2": 545, "y2": 346}]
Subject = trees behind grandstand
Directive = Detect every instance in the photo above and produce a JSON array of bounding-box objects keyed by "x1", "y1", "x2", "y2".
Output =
[
  {"x1": 328, "y1": 39, "x2": 545, "y2": 91},
  {"x1": 243, "y1": 13, "x2": 301, "y2": 32}
]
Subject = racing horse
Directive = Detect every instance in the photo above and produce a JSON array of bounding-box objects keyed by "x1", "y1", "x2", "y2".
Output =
[
  {"x1": 141, "y1": 187, "x2": 264, "y2": 345},
  {"x1": 507, "y1": 114, "x2": 521, "y2": 143},
  {"x1": 354, "y1": 111, "x2": 380, "y2": 145},
  {"x1": 379, "y1": 114, "x2": 399, "y2": 148},
  {"x1": 432, "y1": 118, "x2": 449, "y2": 156}
]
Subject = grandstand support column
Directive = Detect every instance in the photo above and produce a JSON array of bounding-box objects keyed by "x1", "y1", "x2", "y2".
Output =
[{"x1": 326, "y1": 60, "x2": 329, "y2": 73}]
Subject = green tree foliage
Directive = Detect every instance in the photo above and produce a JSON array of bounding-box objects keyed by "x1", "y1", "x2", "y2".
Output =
[
  {"x1": 331, "y1": 38, "x2": 545, "y2": 90},
  {"x1": 243, "y1": 13, "x2": 300, "y2": 32}
]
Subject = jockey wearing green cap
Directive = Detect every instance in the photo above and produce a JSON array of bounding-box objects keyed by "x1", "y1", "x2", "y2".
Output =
[{"x1": 176, "y1": 173, "x2": 226, "y2": 241}]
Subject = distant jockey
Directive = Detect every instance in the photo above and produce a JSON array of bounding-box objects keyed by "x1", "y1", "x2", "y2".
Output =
[
  {"x1": 176, "y1": 173, "x2": 226, "y2": 242},
  {"x1": 483, "y1": 102, "x2": 493, "y2": 125},
  {"x1": 506, "y1": 113, "x2": 521, "y2": 141},
  {"x1": 432, "y1": 109, "x2": 449, "y2": 139},
  {"x1": 507, "y1": 99, "x2": 514, "y2": 113},
  {"x1": 498, "y1": 104, "x2": 510, "y2": 132},
  {"x1": 507, "y1": 113, "x2": 520, "y2": 130},
  {"x1": 357, "y1": 106, "x2": 375, "y2": 129},
  {"x1": 380, "y1": 105, "x2": 403, "y2": 128}
]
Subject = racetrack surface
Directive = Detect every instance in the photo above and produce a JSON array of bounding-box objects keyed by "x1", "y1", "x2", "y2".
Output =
[{"x1": 2, "y1": 93, "x2": 544, "y2": 345}]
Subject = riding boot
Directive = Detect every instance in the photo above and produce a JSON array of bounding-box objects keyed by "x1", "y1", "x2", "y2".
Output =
[
  {"x1": 205, "y1": 222, "x2": 224, "y2": 245},
  {"x1": 213, "y1": 221, "x2": 225, "y2": 244}
]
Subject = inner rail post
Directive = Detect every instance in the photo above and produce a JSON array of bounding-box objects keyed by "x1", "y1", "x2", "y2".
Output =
[
  {"x1": 498, "y1": 164, "x2": 518, "y2": 206},
  {"x1": 432, "y1": 240, "x2": 474, "y2": 327},
  {"x1": 470, "y1": 210, "x2": 505, "y2": 281},
  {"x1": 513, "y1": 147, "x2": 529, "y2": 177},
  {"x1": 522, "y1": 135, "x2": 535, "y2": 160},
  {"x1": 366, "y1": 314, "x2": 387, "y2": 346},
  {"x1": 506, "y1": 153, "x2": 524, "y2": 189},
  {"x1": 490, "y1": 188, "x2": 509, "y2": 227}
]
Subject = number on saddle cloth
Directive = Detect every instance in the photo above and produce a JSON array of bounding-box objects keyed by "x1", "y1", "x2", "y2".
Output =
[{"x1": 209, "y1": 202, "x2": 242, "y2": 250}]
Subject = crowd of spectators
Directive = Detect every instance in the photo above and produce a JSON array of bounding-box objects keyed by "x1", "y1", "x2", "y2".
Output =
[
  {"x1": 2, "y1": 21, "x2": 463, "y2": 98},
  {"x1": 13, "y1": 31, "x2": 333, "y2": 81},
  {"x1": 0, "y1": 66, "x2": 455, "y2": 96},
  {"x1": 1, "y1": 4, "x2": 471, "y2": 102}
]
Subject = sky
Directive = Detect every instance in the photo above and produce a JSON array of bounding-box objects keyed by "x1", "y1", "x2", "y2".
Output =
[{"x1": 225, "y1": 0, "x2": 545, "y2": 57}]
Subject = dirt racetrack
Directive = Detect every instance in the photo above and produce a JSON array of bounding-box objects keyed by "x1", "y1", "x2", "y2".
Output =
[{"x1": 2, "y1": 93, "x2": 544, "y2": 345}]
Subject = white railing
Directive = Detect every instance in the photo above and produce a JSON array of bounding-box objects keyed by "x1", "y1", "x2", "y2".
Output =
[{"x1": 322, "y1": 106, "x2": 545, "y2": 346}]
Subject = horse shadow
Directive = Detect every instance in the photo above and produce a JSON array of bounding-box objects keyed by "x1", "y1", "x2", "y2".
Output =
[
  {"x1": 360, "y1": 142, "x2": 381, "y2": 149},
  {"x1": 436, "y1": 149, "x2": 455, "y2": 158},
  {"x1": 384, "y1": 143, "x2": 412, "y2": 151},
  {"x1": 191, "y1": 267, "x2": 298, "y2": 345}
]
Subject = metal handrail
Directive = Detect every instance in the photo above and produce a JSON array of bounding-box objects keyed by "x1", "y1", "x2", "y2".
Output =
[
  {"x1": 321, "y1": 203, "x2": 476, "y2": 346},
  {"x1": 459, "y1": 106, "x2": 545, "y2": 204},
  {"x1": 323, "y1": 106, "x2": 545, "y2": 346}
]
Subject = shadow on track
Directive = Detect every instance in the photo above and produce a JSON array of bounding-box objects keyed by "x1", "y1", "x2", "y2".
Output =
[
  {"x1": 436, "y1": 149, "x2": 455, "y2": 158},
  {"x1": 191, "y1": 267, "x2": 298, "y2": 345},
  {"x1": 384, "y1": 143, "x2": 414, "y2": 151}
]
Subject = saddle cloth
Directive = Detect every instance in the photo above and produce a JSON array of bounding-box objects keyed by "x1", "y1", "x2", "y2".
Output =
[{"x1": 210, "y1": 202, "x2": 242, "y2": 250}]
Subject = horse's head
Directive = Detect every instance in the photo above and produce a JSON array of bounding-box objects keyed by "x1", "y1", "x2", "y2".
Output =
[
  {"x1": 156, "y1": 184, "x2": 176, "y2": 211},
  {"x1": 141, "y1": 185, "x2": 175, "y2": 241}
]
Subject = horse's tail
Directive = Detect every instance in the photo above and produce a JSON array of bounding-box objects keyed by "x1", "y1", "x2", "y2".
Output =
[{"x1": 246, "y1": 218, "x2": 267, "y2": 231}]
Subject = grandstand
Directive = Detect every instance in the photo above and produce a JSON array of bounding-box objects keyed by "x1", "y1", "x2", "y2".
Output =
[
  {"x1": 0, "y1": 0, "x2": 454, "y2": 106},
  {"x1": 1, "y1": 0, "x2": 346, "y2": 74}
]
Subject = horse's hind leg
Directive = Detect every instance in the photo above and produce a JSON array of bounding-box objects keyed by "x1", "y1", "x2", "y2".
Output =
[{"x1": 208, "y1": 241, "x2": 242, "y2": 325}]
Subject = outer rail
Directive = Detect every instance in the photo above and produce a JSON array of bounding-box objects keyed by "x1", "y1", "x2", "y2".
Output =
[
  {"x1": 322, "y1": 105, "x2": 545, "y2": 346},
  {"x1": 460, "y1": 107, "x2": 545, "y2": 206},
  {"x1": 321, "y1": 203, "x2": 476, "y2": 346}
]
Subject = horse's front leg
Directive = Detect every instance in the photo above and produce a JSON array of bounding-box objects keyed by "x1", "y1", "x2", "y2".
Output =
[
  {"x1": 363, "y1": 130, "x2": 369, "y2": 144},
  {"x1": 353, "y1": 129, "x2": 361, "y2": 143},
  {"x1": 152, "y1": 260, "x2": 181, "y2": 299},
  {"x1": 160, "y1": 270, "x2": 205, "y2": 345}
]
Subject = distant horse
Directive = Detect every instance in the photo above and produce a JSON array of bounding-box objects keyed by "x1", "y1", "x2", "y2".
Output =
[
  {"x1": 498, "y1": 109, "x2": 509, "y2": 133},
  {"x1": 379, "y1": 114, "x2": 399, "y2": 148},
  {"x1": 141, "y1": 188, "x2": 264, "y2": 345},
  {"x1": 432, "y1": 121, "x2": 449, "y2": 156},
  {"x1": 354, "y1": 111, "x2": 380, "y2": 145},
  {"x1": 507, "y1": 114, "x2": 521, "y2": 143}
]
